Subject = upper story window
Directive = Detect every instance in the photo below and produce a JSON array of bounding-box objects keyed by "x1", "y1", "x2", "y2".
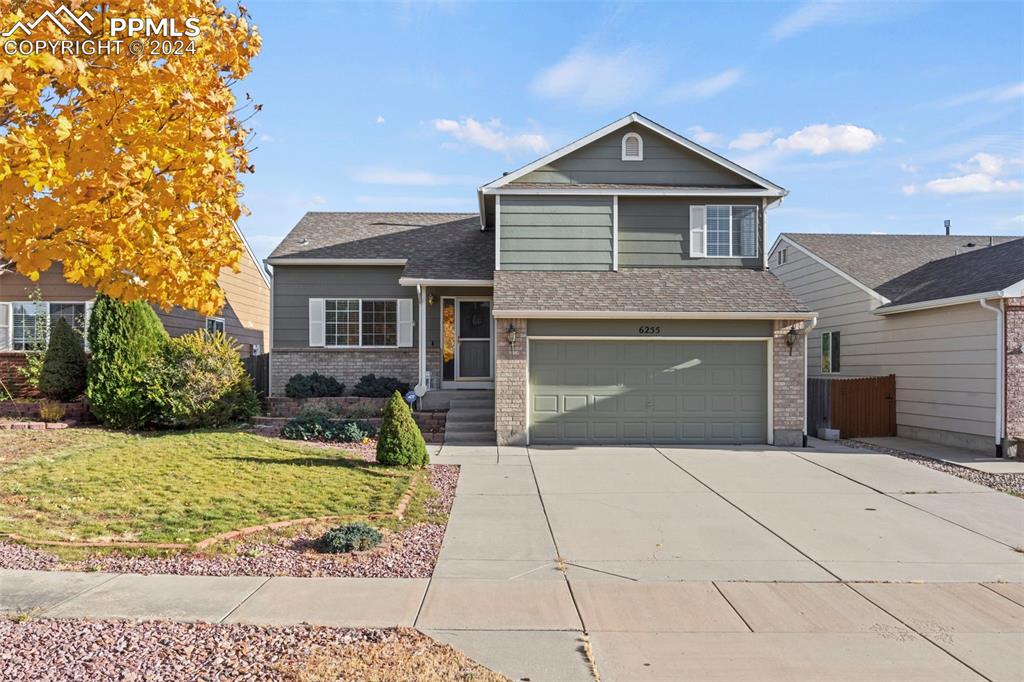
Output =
[
  {"x1": 690, "y1": 205, "x2": 758, "y2": 258},
  {"x1": 777, "y1": 248, "x2": 788, "y2": 265},
  {"x1": 621, "y1": 133, "x2": 643, "y2": 161}
]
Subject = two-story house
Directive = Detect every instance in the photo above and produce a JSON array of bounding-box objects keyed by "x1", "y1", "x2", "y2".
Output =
[{"x1": 267, "y1": 113, "x2": 815, "y2": 446}]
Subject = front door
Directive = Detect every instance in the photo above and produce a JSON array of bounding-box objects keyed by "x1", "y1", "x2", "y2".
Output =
[{"x1": 441, "y1": 298, "x2": 494, "y2": 386}]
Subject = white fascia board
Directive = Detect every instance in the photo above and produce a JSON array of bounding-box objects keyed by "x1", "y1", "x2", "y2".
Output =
[
  {"x1": 484, "y1": 187, "x2": 782, "y2": 197},
  {"x1": 479, "y1": 112, "x2": 787, "y2": 195},
  {"x1": 1002, "y1": 278, "x2": 1024, "y2": 298},
  {"x1": 264, "y1": 258, "x2": 408, "y2": 266},
  {"x1": 493, "y1": 310, "x2": 817, "y2": 320},
  {"x1": 231, "y1": 221, "x2": 271, "y2": 287},
  {"x1": 777, "y1": 235, "x2": 890, "y2": 305},
  {"x1": 874, "y1": 291, "x2": 1011, "y2": 316},
  {"x1": 398, "y1": 278, "x2": 494, "y2": 287}
]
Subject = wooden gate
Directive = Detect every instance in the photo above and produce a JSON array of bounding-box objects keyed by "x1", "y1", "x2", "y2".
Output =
[
  {"x1": 242, "y1": 353, "x2": 270, "y2": 397},
  {"x1": 808, "y1": 374, "x2": 896, "y2": 438}
]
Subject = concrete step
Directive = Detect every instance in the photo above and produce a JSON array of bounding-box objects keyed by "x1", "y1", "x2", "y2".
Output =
[
  {"x1": 444, "y1": 430, "x2": 497, "y2": 444},
  {"x1": 445, "y1": 408, "x2": 495, "y2": 420},
  {"x1": 445, "y1": 420, "x2": 496, "y2": 434},
  {"x1": 449, "y1": 398, "x2": 494, "y2": 408}
]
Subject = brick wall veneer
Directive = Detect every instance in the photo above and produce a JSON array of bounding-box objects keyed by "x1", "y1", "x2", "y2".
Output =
[
  {"x1": 270, "y1": 348, "x2": 440, "y2": 396},
  {"x1": 772, "y1": 320, "x2": 807, "y2": 447},
  {"x1": 494, "y1": 318, "x2": 528, "y2": 446},
  {"x1": 1006, "y1": 297, "x2": 1023, "y2": 442}
]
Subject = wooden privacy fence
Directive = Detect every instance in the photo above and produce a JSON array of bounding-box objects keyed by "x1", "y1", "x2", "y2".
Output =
[
  {"x1": 808, "y1": 374, "x2": 896, "y2": 439},
  {"x1": 242, "y1": 353, "x2": 270, "y2": 397}
]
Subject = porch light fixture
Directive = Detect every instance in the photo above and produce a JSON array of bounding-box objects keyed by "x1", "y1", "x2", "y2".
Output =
[
  {"x1": 505, "y1": 323, "x2": 518, "y2": 349},
  {"x1": 785, "y1": 326, "x2": 798, "y2": 355},
  {"x1": 427, "y1": 293, "x2": 436, "y2": 306}
]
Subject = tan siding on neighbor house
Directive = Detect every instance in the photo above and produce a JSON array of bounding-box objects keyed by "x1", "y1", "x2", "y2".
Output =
[
  {"x1": 0, "y1": 263, "x2": 96, "y2": 301},
  {"x1": 770, "y1": 244, "x2": 998, "y2": 448}
]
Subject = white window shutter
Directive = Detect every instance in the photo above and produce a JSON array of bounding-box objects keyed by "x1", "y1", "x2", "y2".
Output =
[
  {"x1": 308, "y1": 298, "x2": 325, "y2": 347},
  {"x1": 0, "y1": 302, "x2": 10, "y2": 352},
  {"x1": 689, "y1": 205, "x2": 707, "y2": 257},
  {"x1": 397, "y1": 299, "x2": 413, "y2": 347}
]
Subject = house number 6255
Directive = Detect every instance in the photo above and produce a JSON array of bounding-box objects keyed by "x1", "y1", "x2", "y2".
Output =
[{"x1": 638, "y1": 325, "x2": 661, "y2": 335}]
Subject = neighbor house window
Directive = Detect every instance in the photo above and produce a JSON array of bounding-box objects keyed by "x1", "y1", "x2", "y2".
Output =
[
  {"x1": 205, "y1": 317, "x2": 225, "y2": 335},
  {"x1": 706, "y1": 205, "x2": 759, "y2": 258},
  {"x1": 621, "y1": 132, "x2": 643, "y2": 161},
  {"x1": 777, "y1": 248, "x2": 788, "y2": 265},
  {"x1": 6, "y1": 301, "x2": 89, "y2": 351},
  {"x1": 821, "y1": 331, "x2": 841, "y2": 374},
  {"x1": 325, "y1": 299, "x2": 397, "y2": 347}
]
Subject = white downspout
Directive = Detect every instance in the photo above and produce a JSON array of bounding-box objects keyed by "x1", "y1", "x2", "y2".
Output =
[
  {"x1": 417, "y1": 285, "x2": 427, "y2": 395},
  {"x1": 979, "y1": 298, "x2": 1005, "y2": 456}
]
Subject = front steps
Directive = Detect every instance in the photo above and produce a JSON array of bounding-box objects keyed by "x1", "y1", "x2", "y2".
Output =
[{"x1": 443, "y1": 391, "x2": 496, "y2": 444}]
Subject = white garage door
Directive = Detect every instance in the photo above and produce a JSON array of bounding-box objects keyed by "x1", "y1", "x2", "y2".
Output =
[{"x1": 529, "y1": 339, "x2": 768, "y2": 444}]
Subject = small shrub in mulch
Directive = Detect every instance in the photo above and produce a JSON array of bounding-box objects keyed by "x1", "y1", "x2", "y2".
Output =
[
  {"x1": 351, "y1": 374, "x2": 410, "y2": 398},
  {"x1": 280, "y1": 406, "x2": 376, "y2": 443},
  {"x1": 376, "y1": 391, "x2": 428, "y2": 467},
  {"x1": 316, "y1": 522, "x2": 383, "y2": 554},
  {"x1": 285, "y1": 372, "x2": 345, "y2": 398}
]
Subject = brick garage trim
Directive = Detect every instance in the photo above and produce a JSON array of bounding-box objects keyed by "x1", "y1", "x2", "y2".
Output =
[
  {"x1": 1006, "y1": 297, "x2": 1023, "y2": 443},
  {"x1": 495, "y1": 318, "x2": 528, "y2": 446}
]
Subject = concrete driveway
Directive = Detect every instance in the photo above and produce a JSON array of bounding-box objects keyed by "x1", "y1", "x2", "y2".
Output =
[{"x1": 422, "y1": 441, "x2": 1024, "y2": 682}]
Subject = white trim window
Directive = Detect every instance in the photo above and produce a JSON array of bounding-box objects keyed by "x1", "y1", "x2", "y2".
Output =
[
  {"x1": 777, "y1": 247, "x2": 788, "y2": 265},
  {"x1": 704, "y1": 205, "x2": 758, "y2": 258},
  {"x1": 8, "y1": 301, "x2": 89, "y2": 351},
  {"x1": 821, "y1": 331, "x2": 841, "y2": 374},
  {"x1": 621, "y1": 132, "x2": 643, "y2": 161},
  {"x1": 205, "y1": 316, "x2": 225, "y2": 335},
  {"x1": 316, "y1": 298, "x2": 411, "y2": 348}
]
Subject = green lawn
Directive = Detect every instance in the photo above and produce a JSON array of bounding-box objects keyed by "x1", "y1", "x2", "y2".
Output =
[{"x1": 0, "y1": 428, "x2": 419, "y2": 545}]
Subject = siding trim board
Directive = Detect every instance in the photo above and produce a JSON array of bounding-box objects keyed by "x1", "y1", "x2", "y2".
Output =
[
  {"x1": 495, "y1": 310, "x2": 817, "y2": 320},
  {"x1": 489, "y1": 187, "x2": 780, "y2": 197}
]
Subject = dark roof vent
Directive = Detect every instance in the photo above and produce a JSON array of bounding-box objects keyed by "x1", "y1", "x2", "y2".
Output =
[{"x1": 964, "y1": 242, "x2": 976, "y2": 248}]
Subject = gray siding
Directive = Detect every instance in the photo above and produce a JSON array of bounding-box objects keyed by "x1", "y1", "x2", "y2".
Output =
[
  {"x1": 500, "y1": 196, "x2": 613, "y2": 271},
  {"x1": 272, "y1": 265, "x2": 418, "y2": 348},
  {"x1": 618, "y1": 197, "x2": 763, "y2": 268},
  {"x1": 519, "y1": 123, "x2": 758, "y2": 187},
  {"x1": 769, "y1": 243, "x2": 998, "y2": 450}
]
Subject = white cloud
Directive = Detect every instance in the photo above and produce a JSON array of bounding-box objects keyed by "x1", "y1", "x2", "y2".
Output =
[
  {"x1": 259, "y1": 134, "x2": 274, "y2": 142},
  {"x1": 353, "y1": 167, "x2": 477, "y2": 186},
  {"x1": 900, "y1": 162, "x2": 918, "y2": 173},
  {"x1": 665, "y1": 68, "x2": 743, "y2": 101},
  {"x1": 686, "y1": 126, "x2": 722, "y2": 146},
  {"x1": 729, "y1": 129, "x2": 775, "y2": 151},
  {"x1": 531, "y1": 48, "x2": 656, "y2": 107},
  {"x1": 905, "y1": 152, "x2": 1024, "y2": 195},
  {"x1": 432, "y1": 117, "x2": 549, "y2": 154},
  {"x1": 940, "y1": 82, "x2": 1024, "y2": 108},
  {"x1": 771, "y1": 1, "x2": 915, "y2": 41},
  {"x1": 311, "y1": 195, "x2": 328, "y2": 205},
  {"x1": 773, "y1": 124, "x2": 883, "y2": 155},
  {"x1": 375, "y1": 115, "x2": 386, "y2": 124}
]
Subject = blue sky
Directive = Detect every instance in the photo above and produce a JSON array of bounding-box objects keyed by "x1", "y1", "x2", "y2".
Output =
[{"x1": 238, "y1": 1, "x2": 1024, "y2": 262}]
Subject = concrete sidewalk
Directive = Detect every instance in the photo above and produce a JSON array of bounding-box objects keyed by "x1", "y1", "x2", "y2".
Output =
[{"x1": 858, "y1": 436, "x2": 1024, "y2": 474}]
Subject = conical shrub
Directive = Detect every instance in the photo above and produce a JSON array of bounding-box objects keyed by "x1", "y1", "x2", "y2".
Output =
[
  {"x1": 375, "y1": 390, "x2": 428, "y2": 466},
  {"x1": 38, "y1": 317, "x2": 87, "y2": 401}
]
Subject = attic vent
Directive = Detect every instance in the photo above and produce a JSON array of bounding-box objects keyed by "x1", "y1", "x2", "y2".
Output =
[{"x1": 621, "y1": 132, "x2": 643, "y2": 161}]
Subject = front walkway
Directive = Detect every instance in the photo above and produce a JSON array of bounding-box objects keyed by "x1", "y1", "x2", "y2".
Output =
[
  {"x1": 858, "y1": 435, "x2": 1024, "y2": 474},
  {"x1": 2, "y1": 441, "x2": 1023, "y2": 681}
]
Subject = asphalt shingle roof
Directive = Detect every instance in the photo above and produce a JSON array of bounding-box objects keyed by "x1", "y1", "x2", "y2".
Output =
[
  {"x1": 783, "y1": 233, "x2": 1018, "y2": 290},
  {"x1": 493, "y1": 268, "x2": 810, "y2": 315},
  {"x1": 269, "y1": 212, "x2": 494, "y2": 281},
  {"x1": 876, "y1": 238, "x2": 1024, "y2": 307}
]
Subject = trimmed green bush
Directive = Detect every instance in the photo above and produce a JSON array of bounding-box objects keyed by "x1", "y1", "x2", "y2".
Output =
[
  {"x1": 351, "y1": 373, "x2": 410, "y2": 398},
  {"x1": 38, "y1": 317, "x2": 87, "y2": 401},
  {"x1": 86, "y1": 295, "x2": 167, "y2": 428},
  {"x1": 284, "y1": 372, "x2": 345, "y2": 398},
  {"x1": 146, "y1": 331, "x2": 261, "y2": 428},
  {"x1": 375, "y1": 391, "x2": 428, "y2": 467},
  {"x1": 316, "y1": 522, "x2": 382, "y2": 554},
  {"x1": 280, "y1": 406, "x2": 375, "y2": 443}
]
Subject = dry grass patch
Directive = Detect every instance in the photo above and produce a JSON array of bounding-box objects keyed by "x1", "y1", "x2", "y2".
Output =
[{"x1": 294, "y1": 628, "x2": 508, "y2": 682}]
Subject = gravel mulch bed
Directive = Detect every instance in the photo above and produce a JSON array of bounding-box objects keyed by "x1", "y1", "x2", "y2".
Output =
[
  {"x1": 0, "y1": 619, "x2": 506, "y2": 682},
  {"x1": 841, "y1": 439, "x2": 1024, "y2": 496},
  {"x1": 0, "y1": 464, "x2": 459, "y2": 578}
]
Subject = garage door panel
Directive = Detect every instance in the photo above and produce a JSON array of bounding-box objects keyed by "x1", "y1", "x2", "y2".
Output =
[{"x1": 530, "y1": 340, "x2": 767, "y2": 444}]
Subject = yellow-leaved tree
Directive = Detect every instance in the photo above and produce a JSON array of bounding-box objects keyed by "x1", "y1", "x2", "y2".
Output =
[{"x1": 0, "y1": 0, "x2": 261, "y2": 315}]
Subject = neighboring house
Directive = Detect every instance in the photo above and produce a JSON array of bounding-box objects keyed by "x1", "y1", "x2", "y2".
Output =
[
  {"x1": 769, "y1": 234, "x2": 1024, "y2": 456},
  {"x1": 0, "y1": 228, "x2": 270, "y2": 396},
  {"x1": 267, "y1": 113, "x2": 815, "y2": 446}
]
